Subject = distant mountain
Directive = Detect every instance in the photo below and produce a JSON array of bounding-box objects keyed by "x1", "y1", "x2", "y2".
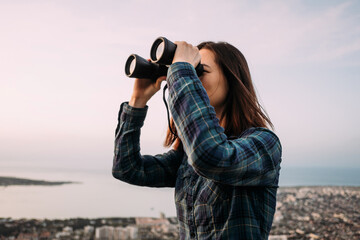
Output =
[{"x1": 0, "y1": 176, "x2": 80, "y2": 186}]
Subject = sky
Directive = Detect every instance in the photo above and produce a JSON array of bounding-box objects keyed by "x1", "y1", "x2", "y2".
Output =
[{"x1": 1, "y1": 0, "x2": 360, "y2": 174}]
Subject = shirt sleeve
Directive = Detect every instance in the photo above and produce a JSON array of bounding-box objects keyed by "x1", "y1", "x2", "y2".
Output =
[
  {"x1": 112, "y1": 102, "x2": 183, "y2": 188},
  {"x1": 166, "y1": 62, "x2": 282, "y2": 187}
]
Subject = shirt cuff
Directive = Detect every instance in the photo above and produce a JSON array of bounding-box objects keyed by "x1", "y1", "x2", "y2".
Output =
[
  {"x1": 120, "y1": 102, "x2": 148, "y2": 123},
  {"x1": 167, "y1": 62, "x2": 197, "y2": 87}
]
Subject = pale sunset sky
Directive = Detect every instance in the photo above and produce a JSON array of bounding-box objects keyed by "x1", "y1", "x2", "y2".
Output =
[{"x1": 1, "y1": 0, "x2": 359, "y2": 174}]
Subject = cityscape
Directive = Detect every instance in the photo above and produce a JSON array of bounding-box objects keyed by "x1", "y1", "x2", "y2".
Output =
[{"x1": 1, "y1": 186, "x2": 359, "y2": 239}]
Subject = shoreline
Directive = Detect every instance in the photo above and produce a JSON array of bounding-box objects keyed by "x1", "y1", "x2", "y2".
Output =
[
  {"x1": 1, "y1": 176, "x2": 358, "y2": 188},
  {"x1": 1, "y1": 185, "x2": 358, "y2": 221},
  {"x1": 0, "y1": 176, "x2": 80, "y2": 187}
]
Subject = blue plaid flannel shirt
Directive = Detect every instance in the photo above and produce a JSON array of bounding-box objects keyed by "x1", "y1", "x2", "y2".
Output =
[{"x1": 113, "y1": 62, "x2": 282, "y2": 239}]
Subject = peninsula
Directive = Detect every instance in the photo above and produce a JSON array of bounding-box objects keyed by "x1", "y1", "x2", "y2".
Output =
[{"x1": 0, "y1": 176, "x2": 79, "y2": 186}]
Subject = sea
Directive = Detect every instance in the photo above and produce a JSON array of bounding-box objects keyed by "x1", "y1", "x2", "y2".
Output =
[{"x1": 0, "y1": 166, "x2": 359, "y2": 219}]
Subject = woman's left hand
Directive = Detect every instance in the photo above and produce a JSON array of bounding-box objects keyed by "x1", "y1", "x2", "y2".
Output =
[{"x1": 173, "y1": 41, "x2": 201, "y2": 68}]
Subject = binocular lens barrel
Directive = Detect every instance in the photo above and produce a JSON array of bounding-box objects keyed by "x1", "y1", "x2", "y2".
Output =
[
  {"x1": 125, "y1": 54, "x2": 154, "y2": 78},
  {"x1": 125, "y1": 37, "x2": 204, "y2": 80},
  {"x1": 125, "y1": 54, "x2": 168, "y2": 81}
]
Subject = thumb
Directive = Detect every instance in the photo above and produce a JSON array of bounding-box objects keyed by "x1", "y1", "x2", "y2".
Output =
[{"x1": 155, "y1": 76, "x2": 167, "y2": 89}]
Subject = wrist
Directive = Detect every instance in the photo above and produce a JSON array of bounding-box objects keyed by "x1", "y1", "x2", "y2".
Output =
[{"x1": 129, "y1": 96, "x2": 148, "y2": 108}]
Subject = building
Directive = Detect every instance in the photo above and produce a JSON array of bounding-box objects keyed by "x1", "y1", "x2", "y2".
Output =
[{"x1": 95, "y1": 226, "x2": 114, "y2": 240}]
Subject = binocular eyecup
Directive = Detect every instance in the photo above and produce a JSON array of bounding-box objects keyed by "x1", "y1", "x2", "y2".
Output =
[
  {"x1": 125, "y1": 37, "x2": 204, "y2": 81},
  {"x1": 150, "y1": 37, "x2": 177, "y2": 65}
]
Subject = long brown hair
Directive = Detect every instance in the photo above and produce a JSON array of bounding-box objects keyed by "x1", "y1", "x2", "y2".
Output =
[{"x1": 164, "y1": 41, "x2": 273, "y2": 150}]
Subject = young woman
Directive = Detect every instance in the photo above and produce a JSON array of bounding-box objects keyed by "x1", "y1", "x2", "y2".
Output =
[{"x1": 113, "y1": 40, "x2": 282, "y2": 239}]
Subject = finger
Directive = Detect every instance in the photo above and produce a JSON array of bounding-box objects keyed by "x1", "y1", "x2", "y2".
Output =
[
  {"x1": 194, "y1": 51, "x2": 201, "y2": 65},
  {"x1": 174, "y1": 41, "x2": 187, "y2": 45},
  {"x1": 156, "y1": 76, "x2": 166, "y2": 85},
  {"x1": 175, "y1": 41, "x2": 192, "y2": 49},
  {"x1": 157, "y1": 76, "x2": 167, "y2": 82},
  {"x1": 155, "y1": 76, "x2": 166, "y2": 89}
]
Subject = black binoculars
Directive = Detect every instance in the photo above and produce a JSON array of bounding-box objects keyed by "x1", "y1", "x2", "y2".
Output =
[{"x1": 125, "y1": 37, "x2": 204, "y2": 81}]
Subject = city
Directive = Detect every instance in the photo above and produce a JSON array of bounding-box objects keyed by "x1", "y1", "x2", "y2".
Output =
[{"x1": 1, "y1": 186, "x2": 359, "y2": 240}]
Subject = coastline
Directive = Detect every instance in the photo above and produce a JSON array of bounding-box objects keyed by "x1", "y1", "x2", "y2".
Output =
[
  {"x1": 0, "y1": 176, "x2": 80, "y2": 186},
  {"x1": 1, "y1": 186, "x2": 359, "y2": 239}
]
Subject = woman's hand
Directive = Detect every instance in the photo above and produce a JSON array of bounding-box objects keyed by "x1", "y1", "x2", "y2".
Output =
[
  {"x1": 129, "y1": 75, "x2": 166, "y2": 108},
  {"x1": 173, "y1": 41, "x2": 201, "y2": 68}
]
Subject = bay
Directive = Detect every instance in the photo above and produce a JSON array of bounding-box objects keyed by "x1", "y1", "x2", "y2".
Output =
[
  {"x1": 0, "y1": 166, "x2": 175, "y2": 219},
  {"x1": 0, "y1": 166, "x2": 359, "y2": 219}
]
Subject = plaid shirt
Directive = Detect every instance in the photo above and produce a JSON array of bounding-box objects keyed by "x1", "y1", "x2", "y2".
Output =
[{"x1": 113, "y1": 62, "x2": 282, "y2": 239}]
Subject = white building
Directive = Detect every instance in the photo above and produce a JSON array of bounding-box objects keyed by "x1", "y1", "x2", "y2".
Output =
[
  {"x1": 114, "y1": 227, "x2": 129, "y2": 240},
  {"x1": 84, "y1": 225, "x2": 95, "y2": 235},
  {"x1": 97, "y1": 225, "x2": 138, "y2": 240},
  {"x1": 269, "y1": 235, "x2": 288, "y2": 240},
  {"x1": 95, "y1": 226, "x2": 115, "y2": 240},
  {"x1": 127, "y1": 226, "x2": 138, "y2": 239},
  {"x1": 63, "y1": 226, "x2": 73, "y2": 233}
]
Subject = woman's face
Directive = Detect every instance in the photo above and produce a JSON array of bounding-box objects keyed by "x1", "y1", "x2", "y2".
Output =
[{"x1": 199, "y1": 49, "x2": 229, "y2": 116}]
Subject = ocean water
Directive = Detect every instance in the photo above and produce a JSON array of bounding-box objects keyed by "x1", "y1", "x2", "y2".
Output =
[
  {"x1": 0, "y1": 166, "x2": 359, "y2": 219},
  {"x1": 0, "y1": 167, "x2": 175, "y2": 219},
  {"x1": 278, "y1": 166, "x2": 360, "y2": 186}
]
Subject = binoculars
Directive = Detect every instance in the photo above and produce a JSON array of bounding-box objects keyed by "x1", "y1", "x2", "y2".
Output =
[{"x1": 125, "y1": 37, "x2": 204, "y2": 81}]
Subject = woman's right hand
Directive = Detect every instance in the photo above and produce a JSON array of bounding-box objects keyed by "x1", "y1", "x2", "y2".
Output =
[{"x1": 129, "y1": 76, "x2": 166, "y2": 108}]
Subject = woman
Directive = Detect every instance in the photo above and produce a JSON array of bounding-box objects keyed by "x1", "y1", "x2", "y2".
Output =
[{"x1": 113, "y1": 40, "x2": 282, "y2": 239}]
